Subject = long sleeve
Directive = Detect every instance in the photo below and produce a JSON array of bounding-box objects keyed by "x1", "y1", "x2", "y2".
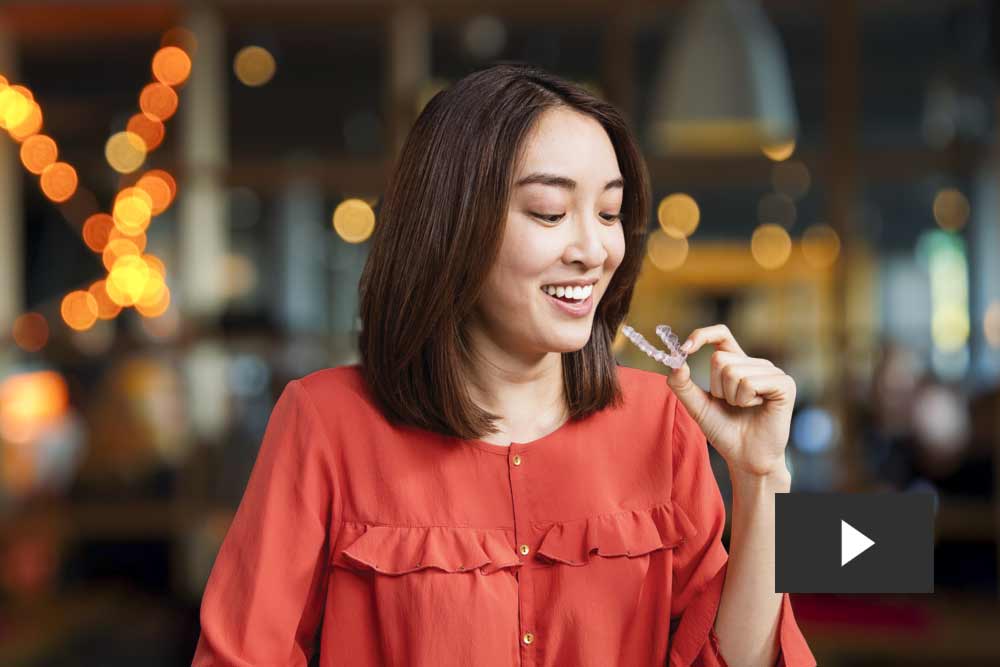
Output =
[
  {"x1": 192, "y1": 379, "x2": 339, "y2": 667},
  {"x1": 667, "y1": 393, "x2": 816, "y2": 667}
]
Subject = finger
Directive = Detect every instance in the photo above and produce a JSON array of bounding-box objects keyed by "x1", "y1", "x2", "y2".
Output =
[
  {"x1": 709, "y1": 350, "x2": 761, "y2": 400},
  {"x1": 682, "y1": 324, "x2": 746, "y2": 357},
  {"x1": 665, "y1": 357, "x2": 712, "y2": 425},
  {"x1": 736, "y1": 372, "x2": 796, "y2": 409},
  {"x1": 724, "y1": 365, "x2": 782, "y2": 406}
]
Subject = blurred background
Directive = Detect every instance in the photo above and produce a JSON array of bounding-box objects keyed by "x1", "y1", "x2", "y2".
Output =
[{"x1": 0, "y1": 0, "x2": 998, "y2": 665}]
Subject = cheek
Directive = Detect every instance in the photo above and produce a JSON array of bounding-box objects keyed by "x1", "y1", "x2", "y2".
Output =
[{"x1": 604, "y1": 225, "x2": 626, "y2": 269}]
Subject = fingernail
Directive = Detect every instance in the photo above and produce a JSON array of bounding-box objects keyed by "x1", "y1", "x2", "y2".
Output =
[{"x1": 681, "y1": 340, "x2": 693, "y2": 352}]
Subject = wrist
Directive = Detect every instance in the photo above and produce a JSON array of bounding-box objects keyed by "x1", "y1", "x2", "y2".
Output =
[{"x1": 729, "y1": 463, "x2": 792, "y2": 494}]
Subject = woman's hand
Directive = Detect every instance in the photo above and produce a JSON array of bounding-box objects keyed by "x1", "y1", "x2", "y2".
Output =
[{"x1": 666, "y1": 324, "x2": 795, "y2": 478}]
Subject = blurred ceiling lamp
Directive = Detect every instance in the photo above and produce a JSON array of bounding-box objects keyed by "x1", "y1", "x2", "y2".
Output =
[{"x1": 647, "y1": 0, "x2": 798, "y2": 156}]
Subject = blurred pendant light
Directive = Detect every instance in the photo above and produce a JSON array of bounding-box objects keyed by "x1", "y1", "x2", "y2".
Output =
[{"x1": 647, "y1": 0, "x2": 798, "y2": 156}]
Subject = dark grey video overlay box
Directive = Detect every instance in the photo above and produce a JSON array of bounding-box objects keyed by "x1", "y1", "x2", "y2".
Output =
[{"x1": 775, "y1": 492, "x2": 935, "y2": 594}]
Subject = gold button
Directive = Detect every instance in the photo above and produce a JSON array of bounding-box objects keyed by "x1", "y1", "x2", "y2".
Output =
[
  {"x1": 522, "y1": 631, "x2": 534, "y2": 645},
  {"x1": 512, "y1": 454, "x2": 522, "y2": 466},
  {"x1": 519, "y1": 544, "x2": 530, "y2": 556}
]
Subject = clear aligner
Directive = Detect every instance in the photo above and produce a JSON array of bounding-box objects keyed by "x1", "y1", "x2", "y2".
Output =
[{"x1": 621, "y1": 324, "x2": 688, "y2": 370}]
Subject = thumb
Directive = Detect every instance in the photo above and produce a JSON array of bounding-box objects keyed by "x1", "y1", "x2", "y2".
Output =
[{"x1": 666, "y1": 360, "x2": 711, "y2": 425}]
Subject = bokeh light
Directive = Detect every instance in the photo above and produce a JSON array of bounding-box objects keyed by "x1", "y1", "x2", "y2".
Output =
[
  {"x1": 83, "y1": 213, "x2": 115, "y2": 252},
  {"x1": 233, "y1": 46, "x2": 276, "y2": 87},
  {"x1": 127, "y1": 113, "x2": 165, "y2": 152},
  {"x1": 88, "y1": 280, "x2": 123, "y2": 320},
  {"x1": 800, "y1": 224, "x2": 841, "y2": 269},
  {"x1": 112, "y1": 187, "x2": 154, "y2": 235},
  {"x1": 139, "y1": 83, "x2": 179, "y2": 121},
  {"x1": 932, "y1": 188, "x2": 970, "y2": 231},
  {"x1": 647, "y1": 229, "x2": 689, "y2": 271},
  {"x1": 136, "y1": 170, "x2": 176, "y2": 214},
  {"x1": 8, "y1": 100, "x2": 43, "y2": 141},
  {"x1": 39, "y1": 162, "x2": 78, "y2": 202},
  {"x1": 152, "y1": 46, "x2": 192, "y2": 87},
  {"x1": 761, "y1": 139, "x2": 796, "y2": 161},
  {"x1": 332, "y1": 198, "x2": 376, "y2": 243},
  {"x1": 19, "y1": 134, "x2": 57, "y2": 174},
  {"x1": 12, "y1": 312, "x2": 49, "y2": 352},
  {"x1": 0, "y1": 371, "x2": 68, "y2": 445},
  {"x1": 751, "y1": 223, "x2": 792, "y2": 269},
  {"x1": 109, "y1": 254, "x2": 151, "y2": 304},
  {"x1": 102, "y1": 238, "x2": 142, "y2": 272},
  {"x1": 60, "y1": 290, "x2": 99, "y2": 331},
  {"x1": 657, "y1": 193, "x2": 700, "y2": 239},
  {"x1": 105, "y1": 131, "x2": 147, "y2": 174}
]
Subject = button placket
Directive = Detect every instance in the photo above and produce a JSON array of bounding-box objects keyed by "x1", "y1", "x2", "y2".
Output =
[{"x1": 509, "y1": 446, "x2": 538, "y2": 664}]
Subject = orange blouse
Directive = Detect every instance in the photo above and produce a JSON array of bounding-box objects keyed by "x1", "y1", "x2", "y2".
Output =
[{"x1": 191, "y1": 363, "x2": 816, "y2": 667}]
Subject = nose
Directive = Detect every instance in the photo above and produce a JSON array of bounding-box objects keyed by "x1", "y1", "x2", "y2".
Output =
[{"x1": 563, "y1": 213, "x2": 608, "y2": 269}]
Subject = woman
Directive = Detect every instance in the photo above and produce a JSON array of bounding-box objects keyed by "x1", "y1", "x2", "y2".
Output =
[{"x1": 191, "y1": 63, "x2": 816, "y2": 667}]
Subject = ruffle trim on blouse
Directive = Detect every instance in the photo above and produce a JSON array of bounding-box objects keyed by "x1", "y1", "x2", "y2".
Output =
[
  {"x1": 331, "y1": 522, "x2": 524, "y2": 576},
  {"x1": 533, "y1": 499, "x2": 698, "y2": 566}
]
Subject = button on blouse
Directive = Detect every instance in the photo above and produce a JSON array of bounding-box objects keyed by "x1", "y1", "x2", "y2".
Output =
[{"x1": 191, "y1": 363, "x2": 817, "y2": 667}]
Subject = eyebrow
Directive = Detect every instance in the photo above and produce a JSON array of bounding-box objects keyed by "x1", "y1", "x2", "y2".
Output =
[{"x1": 514, "y1": 172, "x2": 624, "y2": 192}]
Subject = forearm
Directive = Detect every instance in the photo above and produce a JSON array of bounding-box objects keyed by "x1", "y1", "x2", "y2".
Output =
[{"x1": 714, "y1": 465, "x2": 791, "y2": 667}]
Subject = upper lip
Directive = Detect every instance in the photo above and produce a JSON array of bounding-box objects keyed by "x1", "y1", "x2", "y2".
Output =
[{"x1": 541, "y1": 278, "x2": 599, "y2": 287}]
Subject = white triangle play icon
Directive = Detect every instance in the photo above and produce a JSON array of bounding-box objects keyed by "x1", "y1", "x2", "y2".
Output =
[{"x1": 841, "y1": 520, "x2": 875, "y2": 566}]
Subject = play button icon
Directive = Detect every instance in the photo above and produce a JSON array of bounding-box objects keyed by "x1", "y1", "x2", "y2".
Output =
[
  {"x1": 775, "y1": 492, "x2": 934, "y2": 593},
  {"x1": 841, "y1": 519, "x2": 875, "y2": 566}
]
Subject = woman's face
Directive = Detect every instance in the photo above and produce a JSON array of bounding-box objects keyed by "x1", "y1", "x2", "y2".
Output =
[{"x1": 472, "y1": 106, "x2": 627, "y2": 358}]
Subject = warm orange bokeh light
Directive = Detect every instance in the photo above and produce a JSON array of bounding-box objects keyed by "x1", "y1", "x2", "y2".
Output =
[
  {"x1": 142, "y1": 253, "x2": 167, "y2": 278},
  {"x1": 88, "y1": 280, "x2": 123, "y2": 320},
  {"x1": 139, "y1": 83, "x2": 178, "y2": 122},
  {"x1": 8, "y1": 101, "x2": 43, "y2": 141},
  {"x1": 60, "y1": 290, "x2": 99, "y2": 331},
  {"x1": 108, "y1": 227, "x2": 148, "y2": 254},
  {"x1": 12, "y1": 313, "x2": 49, "y2": 352},
  {"x1": 102, "y1": 238, "x2": 141, "y2": 272},
  {"x1": 0, "y1": 371, "x2": 68, "y2": 445},
  {"x1": 152, "y1": 46, "x2": 192, "y2": 87},
  {"x1": 136, "y1": 171, "x2": 175, "y2": 214},
  {"x1": 39, "y1": 162, "x2": 78, "y2": 203},
  {"x1": 126, "y1": 113, "x2": 165, "y2": 152},
  {"x1": 19, "y1": 135, "x2": 58, "y2": 174},
  {"x1": 82, "y1": 213, "x2": 115, "y2": 252},
  {"x1": 112, "y1": 187, "x2": 153, "y2": 235}
]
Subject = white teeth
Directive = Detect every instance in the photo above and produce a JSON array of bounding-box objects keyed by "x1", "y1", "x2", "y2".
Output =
[{"x1": 542, "y1": 284, "x2": 593, "y2": 300}]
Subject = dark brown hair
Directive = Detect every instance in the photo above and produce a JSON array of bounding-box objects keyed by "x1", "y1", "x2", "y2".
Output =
[{"x1": 358, "y1": 62, "x2": 651, "y2": 440}]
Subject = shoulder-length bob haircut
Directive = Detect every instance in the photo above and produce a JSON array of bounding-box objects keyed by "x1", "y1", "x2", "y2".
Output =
[{"x1": 358, "y1": 62, "x2": 651, "y2": 441}]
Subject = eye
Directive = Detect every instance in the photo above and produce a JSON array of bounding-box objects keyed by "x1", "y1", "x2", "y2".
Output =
[
  {"x1": 601, "y1": 213, "x2": 622, "y2": 223},
  {"x1": 531, "y1": 212, "x2": 565, "y2": 223}
]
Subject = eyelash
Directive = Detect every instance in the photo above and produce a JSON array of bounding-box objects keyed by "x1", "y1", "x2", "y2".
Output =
[{"x1": 532, "y1": 212, "x2": 622, "y2": 224}]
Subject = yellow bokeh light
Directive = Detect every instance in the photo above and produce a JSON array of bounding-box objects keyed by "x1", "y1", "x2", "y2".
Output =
[
  {"x1": 152, "y1": 46, "x2": 192, "y2": 87},
  {"x1": 333, "y1": 198, "x2": 376, "y2": 243},
  {"x1": 800, "y1": 224, "x2": 841, "y2": 269},
  {"x1": 761, "y1": 139, "x2": 796, "y2": 161},
  {"x1": 143, "y1": 253, "x2": 167, "y2": 278},
  {"x1": 647, "y1": 229, "x2": 689, "y2": 271},
  {"x1": 108, "y1": 227, "x2": 148, "y2": 254},
  {"x1": 751, "y1": 223, "x2": 792, "y2": 270},
  {"x1": 105, "y1": 131, "x2": 148, "y2": 174},
  {"x1": 19, "y1": 134, "x2": 57, "y2": 174},
  {"x1": 234, "y1": 46, "x2": 276, "y2": 87},
  {"x1": 8, "y1": 100, "x2": 43, "y2": 141},
  {"x1": 932, "y1": 303, "x2": 969, "y2": 351},
  {"x1": 113, "y1": 187, "x2": 153, "y2": 235},
  {"x1": 657, "y1": 193, "x2": 700, "y2": 239},
  {"x1": 932, "y1": 188, "x2": 970, "y2": 231},
  {"x1": 61, "y1": 290, "x2": 99, "y2": 331},
  {"x1": 39, "y1": 162, "x2": 78, "y2": 203},
  {"x1": 135, "y1": 284, "x2": 171, "y2": 318},
  {"x1": 109, "y1": 254, "x2": 152, "y2": 304},
  {"x1": 0, "y1": 85, "x2": 33, "y2": 129}
]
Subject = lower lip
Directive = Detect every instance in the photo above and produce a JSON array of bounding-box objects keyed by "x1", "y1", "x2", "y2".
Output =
[{"x1": 542, "y1": 288, "x2": 594, "y2": 317}]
